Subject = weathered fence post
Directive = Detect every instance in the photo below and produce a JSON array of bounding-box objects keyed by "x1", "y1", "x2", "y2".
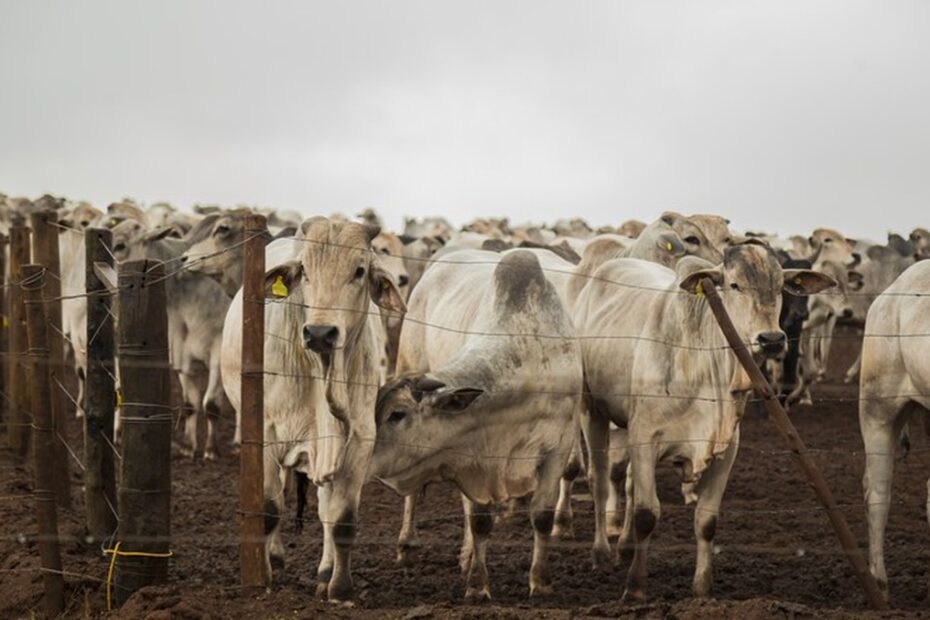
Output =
[
  {"x1": 7, "y1": 225, "x2": 31, "y2": 456},
  {"x1": 113, "y1": 260, "x2": 172, "y2": 606},
  {"x1": 31, "y1": 210, "x2": 71, "y2": 508},
  {"x1": 84, "y1": 228, "x2": 117, "y2": 542},
  {"x1": 700, "y1": 277, "x2": 888, "y2": 611},
  {"x1": 240, "y1": 214, "x2": 267, "y2": 587},
  {"x1": 0, "y1": 233, "x2": 7, "y2": 428},
  {"x1": 22, "y1": 264, "x2": 65, "y2": 618}
]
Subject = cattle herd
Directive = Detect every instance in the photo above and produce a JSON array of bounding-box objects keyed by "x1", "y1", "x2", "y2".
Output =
[{"x1": 3, "y1": 191, "x2": 930, "y2": 608}]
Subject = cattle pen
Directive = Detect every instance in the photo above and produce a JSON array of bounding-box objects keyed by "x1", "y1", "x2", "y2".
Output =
[{"x1": 2, "y1": 212, "x2": 930, "y2": 619}]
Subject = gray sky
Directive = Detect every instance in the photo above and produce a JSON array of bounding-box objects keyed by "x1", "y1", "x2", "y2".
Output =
[{"x1": 2, "y1": 1, "x2": 928, "y2": 239}]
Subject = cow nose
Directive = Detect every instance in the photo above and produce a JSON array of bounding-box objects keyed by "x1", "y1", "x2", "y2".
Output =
[
  {"x1": 398, "y1": 275, "x2": 409, "y2": 287},
  {"x1": 850, "y1": 252, "x2": 862, "y2": 267},
  {"x1": 303, "y1": 324, "x2": 339, "y2": 352},
  {"x1": 842, "y1": 308, "x2": 854, "y2": 319},
  {"x1": 180, "y1": 255, "x2": 188, "y2": 264},
  {"x1": 756, "y1": 331, "x2": 787, "y2": 357}
]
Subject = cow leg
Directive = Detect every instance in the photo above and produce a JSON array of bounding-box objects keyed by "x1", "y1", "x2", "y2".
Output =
[
  {"x1": 461, "y1": 495, "x2": 493, "y2": 600},
  {"x1": 860, "y1": 402, "x2": 903, "y2": 600},
  {"x1": 616, "y1": 464, "x2": 635, "y2": 563},
  {"x1": 202, "y1": 356, "x2": 223, "y2": 461},
  {"x1": 552, "y1": 428, "x2": 583, "y2": 539},
  {"x1": 315, "y1": 484, "x2": 335, "y2": 597},
  {"x1": 396, "y1": 493, "x2": 420, "y2": 564},
  {"x1": 263, "y1": 449, "x2": 286, "y2": 583},
  {"x1": 528, "y1": 451, "x2": 563, "y2": 597},
  {"x1": 177, "y1": 371, "x2": 202, "y2": 459},
  {"x1": 816, "y1": 316, "x2": 837, "y2": 382},
  {"x1": 844, "y1": 350, "x2": 862, "y2": 384},
  {"x1": 692, "y1": 431, "x2": 739, "y2": 598},
  {"x1": 75, "y1": 365, "x2": 86, "y2": 418},
  {"x1": 581, "y1": 408, "x2": 612, "y2": 570},
  {"x1": 323, "y1": 454, "x2": 365, "y2": 602},
  {"x1": 622, "y1": 442, "x2": 659, "y2": 604},
  {"x1": 607, "y1": 427, "x2": 630, "y2": 540}
]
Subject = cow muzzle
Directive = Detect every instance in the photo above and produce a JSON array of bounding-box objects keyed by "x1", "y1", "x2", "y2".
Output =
[
  {"x1": 756, "y1": 331, "x2": 787, "y2": 358},
  {"x1": 303, "y1": 324, "x2": 339, "y2": 353}
]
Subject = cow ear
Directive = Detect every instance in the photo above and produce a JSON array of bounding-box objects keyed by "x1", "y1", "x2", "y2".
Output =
[
  {"x1": 433, "y1": 387, "x2": 484, "y2": 413},
  {"x1": 369, "y1": 264, "x2": 407, "y2": 314},
  {"x1": 660, "y1": 211, "x2": 681, "y2": 226},
  {"x1": 782, "y1": 269, "x2": 837, "y2": 296},
  {"x1": 656, "y1": 232, "x2": 685, "y2": 257},
  {"x1": 679, "y1": 268, "x2": 724, "y2": 295},
  {"x1": 264, "y1": 261, "x2": 302, "y2": 299},
  {"x1": 144, "y1": 225, "x2": 177, "y2": 242}
]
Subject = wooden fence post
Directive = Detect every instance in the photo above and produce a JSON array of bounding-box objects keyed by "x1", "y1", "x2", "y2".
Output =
[
  {"x1": 700, "y1": 277, "x2": 888, "y2": 611},
  {"x1": 113, "y1": 259, "x2": 172, "y2": 606},
  {"x1": 84, "y1": 228, "x2": 117, "y2": 542},
  {"x1": 22, "y1": 264, "x2": 65, "y2": 618},
  {"x1": 7, "y1": 225, "x2": 31, "y2": 456},
  {"x1": 240, "y1": 214, "x2": 267, "y2": 587},
  {"x1": 31, "y1": 210, "x2": 71, "y2": 508}
]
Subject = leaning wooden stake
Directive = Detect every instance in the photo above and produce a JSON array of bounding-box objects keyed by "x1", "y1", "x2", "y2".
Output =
[
  {"x1": 7, "y1": 225, "x2": 31, "y2": 456},
  {"x1": 0, "y1": 233, "x2": 7, "y2": 428},
  {"x1": 84, "y1": 228, "x2": 118, "y2": 542},
  {"x1": 113, "y1": 260, "x2": 172, "y2": 607},
  {"x1": 240, "y1": 214, "x2": 267, "y2": 587},
  {"x1": 31, "y1": 210, "x2": 71, "y2": 508},
  {"x1": 700, "y1": 277, "x2": 888, "y2": 611},
  {"x1": 22, "y1": 264, "x2": 65, "y2": 618}
]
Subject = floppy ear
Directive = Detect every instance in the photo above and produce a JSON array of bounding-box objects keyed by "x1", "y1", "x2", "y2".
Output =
[
  {"x1": 263, "y1": 261, "x2": 303, "y2": 299},
  {"x1": 656, "y1": 232, "x2": 685, "y2": 257},
  {"x1": 660, "y1": 211, "x2": 681, "y2": 226},
  {"x1": 144, "y1": 225, "x2": 177, "y2": 242},
  {"x1": 782, "y1": 269, "x2": 837, "y2": 296},
  {"x1": 369, "y1": 264, "x2": 407, "y2": 314},
  {"x1": 679, "y1": 268, "x2": 724, "y2": 294},
  {"x1": 432, "y1": 387, "x2": 484, "y2": 413}
]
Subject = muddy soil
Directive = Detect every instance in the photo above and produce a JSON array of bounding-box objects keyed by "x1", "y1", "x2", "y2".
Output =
[{"x1": 2, "y1": 325, "x2": 929, "y2": 618}]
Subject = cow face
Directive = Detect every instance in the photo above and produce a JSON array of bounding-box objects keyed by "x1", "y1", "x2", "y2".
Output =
[
  {"x1": 59, "y1": 202, "x2": 102, "y2": 232},
  {"x1": 181, "y1": 210, "x2": 270, "y2": 296},
  {"x1": 660, "y1": 211, "x2": 731, "y2": 264},
  {"x1": 680, "y1": 244, "x2": 836, "y2": 359},
  {"x1": 263, "y1": 217, "x2": 406, "y2": 361},
  {"x1": 809, "y1": 228, "x2": 860, "y2": 267},
  {"x1": 370, "y1": 231, "x2": 411, "y2": 300},
  {"x1": 110, "y1": 220, "x2": 149, "y2": 263},
  {"x1": 370, "y1": 376, "x2": 484, "y2": 493},
  {"x1": 910, "y1": 228, "x2": 930, "y2": 261}
]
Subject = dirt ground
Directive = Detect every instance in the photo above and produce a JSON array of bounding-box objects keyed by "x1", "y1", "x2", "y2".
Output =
[{"x1": 3, "y1": 324, "x2": 930, "y2": 619}]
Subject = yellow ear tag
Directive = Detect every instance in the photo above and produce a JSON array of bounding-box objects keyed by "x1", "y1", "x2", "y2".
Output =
[
  {"x1": 794, "y1": 276, "x2": 802, "y2": 285},
  {"x1": 271, "y1": 275, "x2": 288, "y2": 298},
  {"x1": 666, "y1": 242, "x2": 673, "y2": 251},
  {"x1": 115, "y1": 389, "x2": 123, "y2": 408},
  {"x1": 1, "y1": 315, "x2": 7, "y2": 328},
  {"x1": 695, "y1": 281, "x2": 705, "y2": 298},
  {"x1": 110, "y1": 218, "x2": 118, "y2": 227}
]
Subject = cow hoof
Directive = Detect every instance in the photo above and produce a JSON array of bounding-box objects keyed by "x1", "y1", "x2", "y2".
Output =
[
  {"x1": 315, "y1": 581, "x2": 329, "y2": 599},
  {"x1": 204, "y1": 450, "x2": 218, "y2": 462},
  {"x1": 328, "y1": 577, "x2": 354, "y2": 603},
  {"x1": 592, "y1": 546, "x2": 612, "y2": 571},
  {"x1": 551, "y1": 522, "x2": 574, "y2": 540},
  {"x1": 620, "y1": 588, "x2": 646, "y2": 605},
  {"x1": 464, "y1": 586, "x2": 491, "y2": 602},
  {"x1": 396, "y1": 541, "x2": 421, "y2": 565},
  {"x1": 529, "y1": 583, "x2": 553, "y2": 597}
]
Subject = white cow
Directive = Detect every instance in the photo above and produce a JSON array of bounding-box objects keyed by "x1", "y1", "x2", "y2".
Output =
[
  {"x1": 859, "y1": 259, "x2": 930, "y2": 601},
  {"x1": 370, "y1": 249, "x2": 583, "y2": 598},
  {"x1": 220, "y1": 217, "x2": 405, "y2": 600},
  {"x1": 574, "y1": 243, "x2": 834, "y2": 601}
]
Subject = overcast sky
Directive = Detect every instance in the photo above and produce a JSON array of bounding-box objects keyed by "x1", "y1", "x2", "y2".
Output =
[{"x1": 1, "y1": 1, "x2": 928, "y2": 239}]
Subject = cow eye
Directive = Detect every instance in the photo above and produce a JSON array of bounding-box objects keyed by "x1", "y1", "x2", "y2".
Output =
[
  {"x1": 825, "y1": 238, "x2": 833, "y2": 243},
  {"x1": 214, "y1": 225, "x2": 230, "y2": 236},
  {"x1": 684, "y1": 235, "x2": 700, "y2": 245},
  {"x1": 354, "y1": 266, "x2": 366, "y2": 280},
  {"x1": 730, "y1": 283, "x2": 740, "y2": 291},
  {"x1": 114, "y1": 242, "x2": 127, "y2": 253},
  {"x1": 388, "y1": 410, "x2": 406, "y2": 424},
  {"x1": 379, "y1": 247, "x2": 390, "y2": 255},
  {"x1": 80, "y1": 220, "x2": 89, "y2": 227}
]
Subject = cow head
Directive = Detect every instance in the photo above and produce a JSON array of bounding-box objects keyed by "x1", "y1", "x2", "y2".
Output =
[
  {"x1": 264, "y1": 217, "x2": 406, "y2": 359},
  {"x1": 110, "y1": 219, "x2": 149, "y2": 262},
  {"x1": 909, "y1": 228, "x2": 930, "y2": 261},
  {"x1": 181, "y1": 210, "x2": 271, "y2": 296},
  {"x1": 679, "y1": 243, "x2": 836, "y2": 359},
  {"x1": 370, "y1": 375, "x2": 484, "y2": 493},
  {"x1": 808, "y1": 228, "x2": 860, "y2": 267},
  {"x1": 370, "y1": 231, "x2": 411, "y2": 299},
  {"x1": 660, "y1": 211, "x2": 732, "y2": 264}
]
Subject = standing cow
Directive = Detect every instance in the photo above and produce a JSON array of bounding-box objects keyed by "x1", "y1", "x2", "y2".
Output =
[
  {"x1": 573, "y1": 243, "x2": 834, "y2": 601},
  {"x1": 371, "y1": 249, "x2": 583, "y2": 598},
  {"x1": 859, "y1": 259, "x2": 930, "y2": 601},
  {"x1": 221, "y1": 217, "x2": 405, "y2": 600}
]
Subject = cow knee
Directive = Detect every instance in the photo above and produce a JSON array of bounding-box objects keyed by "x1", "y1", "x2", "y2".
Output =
[
  {"x1": 263, "y1": 499, "x2": 280, "y2": 536},
  {"x1": 470, "y1": 508, "x2": 493, "y2": 538},
  {"x1": 533, "y1": 510, "x2": 554, "y2": 537},
  {"x1": 333, "y1": 509, "x2": 356, "y2": 547},
  {"x1": 700, "y1": 516, "x2": 717, "y2": 542},
  {"x1": 633, "y1": 507, "x2": 656, "y2": 540},
  {"x1": 562, "y1": 458, "x2": 582, "y2": 481}
]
